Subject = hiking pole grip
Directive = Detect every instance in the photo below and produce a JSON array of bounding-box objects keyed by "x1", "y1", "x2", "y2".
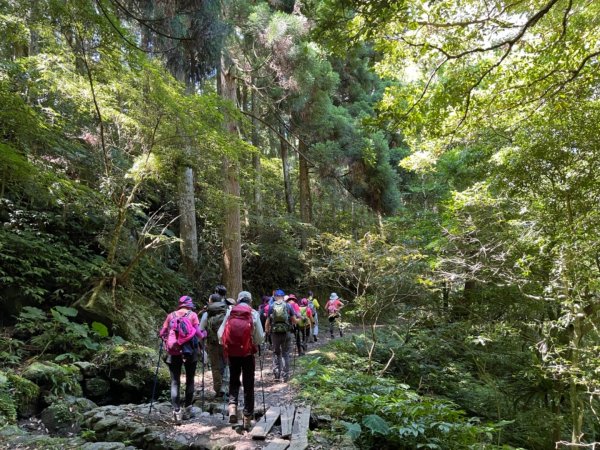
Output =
[{"x1": 149, "y1": 339, "x2": 163, "y2": 415}]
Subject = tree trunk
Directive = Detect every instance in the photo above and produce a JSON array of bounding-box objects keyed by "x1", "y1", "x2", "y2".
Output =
[
  {"x1": 280, "y1": 124, "x2": 294, "y2": 214},
  {"x1": 177, "y1": 166, "x2": 199, "y2": 280},
  {"x1": 251, "y1": 84, "x2": 262, "y2": 217},
  {"x1": 298, "y1": 139, "x2": 312, "y2": 248},
  {"x1": 219, "y1": 63, "x2": 243, "y2": 296}
]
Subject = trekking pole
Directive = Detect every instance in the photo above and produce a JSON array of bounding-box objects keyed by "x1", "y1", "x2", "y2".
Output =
[
  {"x1": 201, "y1": 341, "x2": 205, "y2": 411},
  {"x1": 149, "y1": 339, "x2": 163, "y2": 415},
  {"x1": 258, "y1": 345, "x2": 266, "y2": 421}
]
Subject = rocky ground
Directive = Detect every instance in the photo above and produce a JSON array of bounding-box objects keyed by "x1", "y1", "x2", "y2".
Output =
[{"x1": 0, "y1": 324, "x2": 355, "y2": 450}]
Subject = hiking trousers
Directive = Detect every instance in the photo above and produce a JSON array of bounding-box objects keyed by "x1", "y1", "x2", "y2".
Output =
[
  {"x1": 166, "y1": 356, "x2": 197, "y2": 411},
  {"x1": 228, "y1": 354, "x2": 255, "y2": 418},
  {"x1": 206, "y1": 342, "x2": 226, "y2": 394},
  {"x1": 329, "y1": 313, "x2": 343, "y2": 337},
  {"x1": 271, "y1": 331, "x2": 291, "y2": 379}
]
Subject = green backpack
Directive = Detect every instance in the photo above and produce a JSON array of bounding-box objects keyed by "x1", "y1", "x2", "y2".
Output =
[
  {"x1": 271, "y1": 302, "x2": 290, "y2": 333},
  {"x1": 297, "y1": 306, "x2": 308, "y2": 328},
  {"x1": 206, "y1": 302, "x2": 227, "y2": 345}
]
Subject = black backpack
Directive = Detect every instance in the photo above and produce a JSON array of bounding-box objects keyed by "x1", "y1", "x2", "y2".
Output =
[{"x1": 206, "y1": 301, "x2": 227, "y2": 345}]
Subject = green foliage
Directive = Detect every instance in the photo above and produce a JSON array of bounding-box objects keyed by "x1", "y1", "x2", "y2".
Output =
[
  {"x1": 296, "y1": 340, "x2": 504, "y2": 449},
  {"x1": 21, "y1": 361, "x2": 82, "y2": 398},
  {"x1": 14, "y1": 306, "x2": 111, "y2": 362}
]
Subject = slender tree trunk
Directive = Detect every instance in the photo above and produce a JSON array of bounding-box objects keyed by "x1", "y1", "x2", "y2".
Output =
[
  {"x1": 280, "y1": 124, "x2": 294, "y2": 214},
  {"x1": 251, "y1": 83, "x2": 262, "y2": 217},
  {"x1": 219, "y1": 63, "x2": 243, "y2": 295},
  {"x1": 298, "y1": 139, "x2": 311, "y2": 248},
  {"x1": 178, "y1": 166, "x2": 198, "y2": 279}
]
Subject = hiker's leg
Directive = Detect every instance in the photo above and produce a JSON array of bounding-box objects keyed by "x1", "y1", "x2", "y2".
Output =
[
  {"x1": 241, "y1": 355, "x2": 256, "y2": 418},
  {"x1": 228, "y1": 356, "x2": 242, "y2": 407},
  {"x1": 207, "y1": 344, "x2": 223, "y2": 393},
  {"x1": 294, "y1": 326, "x2": 302, "y2": 354},
  {"x1": 281, "y1": 332, "x2": 291, "y2": 379},
  {"x1": 329, "y1": 316, "x2": 335, "y2": 337},
  {"x1": 183, "y1": 358, "x2": 197, "y2": 407},
  {"x1": 168, "y1": 358, "x2": 183, "y2": 410},
  {"x1": 271, "y1": 332, "x2": 283, "y2": 378}
]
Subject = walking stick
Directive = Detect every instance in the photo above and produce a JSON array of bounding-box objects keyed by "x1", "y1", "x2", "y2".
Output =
[
  {"x1": 258, "y1": 345, "x2": 266, "y2": 421},
  {"x1": 149, "y1": 339, "x2": 163, "y2": 415},
  {"x1": 201, "y1": 340, "x2": 205, "y2": 411}
]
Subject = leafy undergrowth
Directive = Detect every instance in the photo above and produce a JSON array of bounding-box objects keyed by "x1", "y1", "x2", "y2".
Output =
[{"x1": 295, "y1": 337, "x2": 516, "y2": 449}]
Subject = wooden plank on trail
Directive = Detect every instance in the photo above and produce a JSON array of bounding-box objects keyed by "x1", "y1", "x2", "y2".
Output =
[
  {"x1": 263, "y1": 439, "x2": 290, "y2": 450},
  {"x1": 251, "y1": 406, "x2": 281, "y2": 439},
  {"x1": 280, "y1": 404, "x2": 295, "y2": 438},
  {"x1": 288, "y1": 406, "x2": 311, "y2": 450}
]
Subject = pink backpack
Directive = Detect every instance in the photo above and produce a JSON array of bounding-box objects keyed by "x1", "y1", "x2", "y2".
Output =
[{"x1": 165, "y1": 311, "x2": 197, "y2": 356}]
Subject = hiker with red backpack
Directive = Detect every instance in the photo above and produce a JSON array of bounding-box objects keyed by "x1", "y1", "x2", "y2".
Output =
[
  {"x1": 218, "y1": 291, "x2": 264, "y2": 431},
  {"x1": 199, "y1": 293, "x2": 228, "y2": 398},
  {"x1": 325, "y1": 292, "x2": 345, "y2": 338},
  {"x1": 265, "y1": 289, "x2": 298, "y2": 382},
  {"x1": 159, "y1": 295, "x2": 207, "y2": 424}
]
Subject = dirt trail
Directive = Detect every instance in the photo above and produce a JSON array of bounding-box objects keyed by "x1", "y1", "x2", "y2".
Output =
[{"x1": 161, "y1": 324, "x2": 353, "y2": 449}]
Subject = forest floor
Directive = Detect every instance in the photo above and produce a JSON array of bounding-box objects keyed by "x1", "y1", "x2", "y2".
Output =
[{"x1": 157, "y1": 323, "x2": 356, "y2": 449}]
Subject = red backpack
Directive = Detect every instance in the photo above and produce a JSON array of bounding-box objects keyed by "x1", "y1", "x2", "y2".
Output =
[
  {"x1": 222, "y1": 305, "x2": 256, "y2": 359},
  {"x1": 165, "y1": 311, "x2": 197, "y2": 356}
]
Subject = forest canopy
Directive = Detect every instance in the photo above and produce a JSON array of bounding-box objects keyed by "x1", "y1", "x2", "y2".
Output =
[{"x1": 1, "y1": 0, "x2": 600, "y2": 448}]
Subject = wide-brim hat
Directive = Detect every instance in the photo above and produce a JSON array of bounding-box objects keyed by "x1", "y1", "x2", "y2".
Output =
[
  {"x1": 329, "y1": 293, "x2": 339, "y2": 300},
  {"x1": 287, "y1": 294, "x2": 297, "y2": 301},
  {"x1": 179, "y1": 295, "x2": 195, "y2": 309}
]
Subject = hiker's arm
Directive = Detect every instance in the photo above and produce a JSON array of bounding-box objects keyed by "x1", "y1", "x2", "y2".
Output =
[
  {"x1": 199, "y1": 311, "x2": 208, "y2": 331},
  {"x1": 158, "y1": 316, "x2": 169, "y2": 338},
  {"x1": 253, "y1": 311, "x2": 265, "y2": 345},
  {"x1": 217, "y1": 309, "x2": 231, "y2": 344},
  {"x1": 265, "y1": 317, "x2": 271, "y2": 334}
]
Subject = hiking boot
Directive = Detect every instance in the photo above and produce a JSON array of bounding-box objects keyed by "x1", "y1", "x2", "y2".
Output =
[
  {"x1": 228, "y1": 404, "x2": 238, "y2": 424},
  {"x1": 173, "y1": 409, "x2": 183, "y2": 425},
  {"x1": 314, "y1": 336, "x2": 318, "y2": 341},
  {"x1": 183, "y1": 406, "x2": 195, "y2": 420},
  {"x1": 243, "y1": 415, "x2": 252, "y2": 431}
]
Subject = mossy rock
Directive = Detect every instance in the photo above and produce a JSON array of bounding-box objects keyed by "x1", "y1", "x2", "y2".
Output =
[
  {"x1": 8, "y1": 372, "x2": 40, "y2": 418},
  {"x1": 0, "y1": 374, "x2": 17, "y2": 424},
  {"x1": 22, "y1": 361, "x2": 83, "y2": 399},
  {"x1": 94, "y1": 343, "x2": 169, "y2": 402},
  {"x1": 78, "y1": 288, "x2": 165, "y2": 343},
  {"x1": 84, "y1": 377, "x2": 110, "y2": 399},
  {"x1": 40, "y1": 396, "x2": 97, "y2": 435}
]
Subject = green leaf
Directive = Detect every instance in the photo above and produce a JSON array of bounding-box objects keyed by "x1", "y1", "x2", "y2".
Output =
[
  {"x1": 54, "y1": 306, "x2": 78, "y2": 317},
  {"x1": 341, "y1": 420, "x2": 361, "y2": 441},
  {"x1": 18, "y1": 306, "x2": 46, "y2": 321},
  {"x1": 92, "y1": 321, "x2": 109, "y2": 337},
  {"x1": 362, "y1": 414, "x2": 390, "y2": 435}
]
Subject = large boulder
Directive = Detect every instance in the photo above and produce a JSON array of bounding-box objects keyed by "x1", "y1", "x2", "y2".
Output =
[
  {"x1": 21, "y1": 361, "x2": 83, "y2": 402},
  {"x1": 8, "y1": 372, "x2": 40, "y2": 418},
  {"x1": 40, "y1": 396, "x2": 97, "y2": 435},
  {"x1": 94, "y1": 343, "x2": 169, "y2": 403},
  {"x1": 0, "y1": 372, "x2": 17, "y2": 425},
  {"x1": 77, "y1": 288, "x2": 164, "y2": 343}
]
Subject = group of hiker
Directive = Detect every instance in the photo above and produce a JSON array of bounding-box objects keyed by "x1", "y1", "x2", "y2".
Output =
[{"x1": 158, "y1": 286, "x2": 345, "y2": 430}]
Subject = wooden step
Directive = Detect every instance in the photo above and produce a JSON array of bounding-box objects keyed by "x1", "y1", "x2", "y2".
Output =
[
  {"x1": 280, "y1": 404, "x2": 295, "y2": 438},
  {"x1": 251, "y1": 406, "x2": 281, "y2": 440},
  {"x1": 263, "y1": 438, "x2": 290, "y2": 450},
  {"x1": 288, "y1": 406, "x2": 311, "y2": 450}
]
